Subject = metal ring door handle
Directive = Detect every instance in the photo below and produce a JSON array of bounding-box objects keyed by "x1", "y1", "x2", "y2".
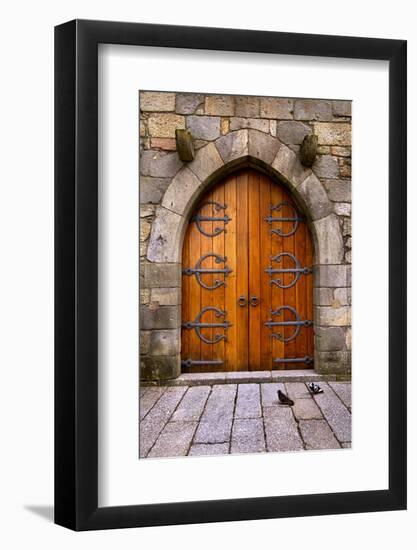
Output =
[
  {"x1": 238, "y1": 295, "x2": 247, "y2": 307},
  {"x1": 250, "y1": 295, "x2": 260, "y2": 307}
]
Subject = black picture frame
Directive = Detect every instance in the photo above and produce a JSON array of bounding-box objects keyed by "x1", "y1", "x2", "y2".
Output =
[{"x1": 55, "y1": 19, "x2": 407, "y2": 531}]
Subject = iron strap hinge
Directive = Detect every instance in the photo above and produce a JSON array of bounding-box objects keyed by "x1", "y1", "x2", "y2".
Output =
[
  {"x1": 265, "y1": 252, "x2": 312, "y2": 289},
  {"x1": 264, "y1": 201, "x2": 304, "y2": 237},
  {"x1": 273, "y1": 356, "x2": 313, "y2": 365},
  {"x1": 182, "y1": 253, "x2": 232, "y2": 290},
  {"x1": 192, "y1": 201, "x2": 231, "y2": 237},
  {"x1": 182, "y1": 306, "x2": 232, "y2": 344},
  {"x1": 265, "y1": 305, "x2": 313, "y2": 343},
  {"x1": 181, "y1": 359, "x2": 224, "y2": 368}
]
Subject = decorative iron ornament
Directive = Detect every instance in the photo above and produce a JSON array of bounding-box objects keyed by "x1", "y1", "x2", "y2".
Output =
[
  {"x1": 273, "y1": 356, "x2": 313, "y2": 365},
  {"x1": 182, "y1": 306, "x2": 232, "y2": 344},
  {"x1": 182, "y1": 253, "x2": 232, "y2": 290},
  {"x1": 264, "y1": 201, "x2": 304, "y2": 237},
  {"x1": 265, "y1": 252, "x2": 312, "y2": 289},
  {"x1": 265, "y1": 305, "x2": 313, "y2": 343},
  {"x1": 193, "y1": 201, "x2": 231, "y2": 237},
  {"x1": 181, "y1": 358, "x2": 224, "y2": 368}
]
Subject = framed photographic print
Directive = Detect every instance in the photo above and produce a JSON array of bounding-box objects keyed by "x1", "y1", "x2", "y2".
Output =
[{"x1": 55, "y1": 20, "x2": 407, "y2": 530}]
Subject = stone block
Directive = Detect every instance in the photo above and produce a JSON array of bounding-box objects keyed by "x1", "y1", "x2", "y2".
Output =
[
  {"x1": 140, "y1": 150, "x2": 182, "y2": 178},
  {"x1": 186, "y1": 115, "x2": 220, "y2": 140},
  {"x1": 292, "y1": 398, "x2": 322, "y2": 420},
  {"x1": 140, "y1": 355, "x2": 181, "y2": 383},
  {"x1": 140, "y1": 119, "x2": 147, "y2": 137},
  {"x1": 140, "y1": 91, "x2": 175, "y2": 112},
  {"x1": 162, "y1": 167, "x2": 201, "y2": 216},
  {"x1": 322, "y1": 179, "x2": 351, "y2": 202},
  {"x1": 315, "y1": 351, "x2": 351, "y2": 375},
  {"x1": 334, "y1": 202, "x2": 351, "y2": 216},
  {"x1": 220, "y1": 118, "x2": 229, "y2": 135},
  {"x1": 147, "y1": 206, "x2": 183, "y2": 263},
  {"x1": 248, "y1": 129, "x2": 281, "y2": 164},
  {"x1": 271, "y1": 144, "x2": 311, "y2": 188},
  {"x1": 333, "y1": 287, "x2": 351, "y2": 306},
  {"x1": 235, "y1": 96, "x2": 260, "y2": 117},
  {"x1": 140, "y1": 205, "x2": 155, "y2": 217},
  {"x1": 315, "y1": 326, "x2": 346, "y2": 351},
  {"x1": 205, "y1": 95, "x2": 235, "y2": 116},
  {"x1": 315, "y1": 265, "x2": 351, "y2": 287},
  {"x1": 298, "y1": 419, "x2": 341, "y2": 450},
  {"x1": 260, "y1": 382, "x2": 285, "y2": 407},
  {"x1": 194, "y1": 384, "x2": 237, "y2": 443},
  {"x1": 140, "y1": 176, "x2": 171, "y2": 204},
  {"x1": 148, "y1": 113, "x2": 185, "y2": 138},
  {"x1": 215, "y1": 129, "x2": 248, "y2": 163},
  {"x1": 150, "y1": 137, "x2": 177, "y2": 151},
  {"x1": 270, "y1": 120, "x2": 277, "y2": 137},
  {"x1": 338, "y1": 157, "x2": 352, "y2": 177},
  {"x1": 345, "y1": 328, "x2": 352, "y2": 350},
  {"x1": 331, "y1": 146, "x2": 351, "y2": 157},
  {"x1": 140, "y1": 288, "x2": 151, "y2": 305},
  {"x1": 143, "y1": 263, "x2": 181, "y2": 288},
  {"x1": 231, "y1": 418, "x2": 266, "y2": 454},
  {"x1": 229, "y1": 117, "x2": 269, "y2": 133},
  {"x1": 294, "y1": 99, "x2": 332, "y2": 121},
  {"x1": 150, "y1": 287, "x2": 181, "y2": 306},
  {"x1": 148, "y1": 421, "x2": 198, "y2": 458},
  {"x1": 313, "y1": 214, "x2": 344, "y2": 264},
  {"x1": 149, "y1": 329, "x2": 181, "y2": 356},
  {"x1": 332, "y1": 100, "x2": 352, "y2": 117},
  {"x1": 342, "y1": 217, "x2": 351, "y2": 236},
  {"x1": 317, "y1": 306, "x2": 351, "y2": 326},
  {"x1": 297, "y1": 173, "x2": 332, "y2": 221},
  {"x1": 140, "y1": 306, "x2": 181, "y2": 330},
  {"x1": 312, "y1": 155, "x2": 339, "y2": 178},
  {"x1": 313, "y1": 122, "x2": 351, "y2": 146},
  {"x1": 140, "y1": 218, "x2": 151, "y2": 241},
  {"x1": 188, "y1": 142, "x2": 224, "y2": 182},
  {"x1": 313, "y1": 287, "x2": 333, "y2": 306},
  {"x1": 140, "y1": 330, "x2": 151, "y2": 355},
  {"x1": 277, "y1": 121, "x2": 312, "y2": 145},
  {"x1": 175, "y1": 93, "x2": 204, "y2": 114},
  {"x1": 260, "y1": 97, "x2": 293, "y2": 119}
]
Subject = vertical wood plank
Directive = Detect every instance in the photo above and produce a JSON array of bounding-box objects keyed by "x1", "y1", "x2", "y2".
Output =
[
  {"x1": 224, "y1": 174, "x2": 237, "y2": 371},
  {"x1": 259, "y1": 173, "x2": 272, "y2": 370},
  {"x1": 248, "y1": 170, "x2": 261, "y2": 370},
  {"x1": 236, "y1": 170, "x2": 249, "y2": 370}
]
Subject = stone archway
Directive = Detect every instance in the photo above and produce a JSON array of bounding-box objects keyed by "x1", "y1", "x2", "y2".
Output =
[{"x1": 140, "y1": 129, "x2": 351, "y2": 381}]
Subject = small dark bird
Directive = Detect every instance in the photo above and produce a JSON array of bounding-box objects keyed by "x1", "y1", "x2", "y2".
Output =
[
  {"x1": 278, "y1": 389, "x2": 294, "y2": 406},
  {"x1": 308, "y1": 382, "x2": 323, "y2": 394}
]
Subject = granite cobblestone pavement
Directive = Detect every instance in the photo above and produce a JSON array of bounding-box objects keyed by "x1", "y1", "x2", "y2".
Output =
[{"x1": 139, "y1": 381, "x2": 351, "y2": 458}]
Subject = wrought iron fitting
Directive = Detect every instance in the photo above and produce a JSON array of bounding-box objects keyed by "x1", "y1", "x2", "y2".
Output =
[
  {"x1": 264, "y1": 201, "x2": 304, "y2": 237},
  {"x1": 182, "y1": 253, "x2": 232, "y2": 290},
  {"x1": 265, "y1": 252, "x2": 312, "y2": 289},
  {"x1": 193, "y1": 201, "x2": 230, "y2": 237},
  {"x1": 265, "y1": 305, "x2": 313, "y2": 342},
  {"x1": 182, "y1": 306, "x2": 232, "y2": 344}
]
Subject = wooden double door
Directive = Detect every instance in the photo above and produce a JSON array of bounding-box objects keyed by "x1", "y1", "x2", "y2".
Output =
[{"x1": 181, "y1": 168, "x2": 314, "y2": 372}]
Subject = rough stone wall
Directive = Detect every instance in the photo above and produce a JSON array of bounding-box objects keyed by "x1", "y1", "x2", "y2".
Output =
[{"x1": 139, "y1": 92, "x2": 352, "y2": 381}]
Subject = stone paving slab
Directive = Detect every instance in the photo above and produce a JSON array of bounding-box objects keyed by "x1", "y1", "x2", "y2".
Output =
[
  {"x1": 328, "y1": 381, "x2": 352, "y2": 410},
  {"x1": 139, "y1": 386, "x2": 166, "y2": 421},
  {"x1": 235, "y1": 384, "x2": 261, "y2": 419},
  {"x1": 139, "y1": 386, "x2": 187, "y2": 457},
  {"x1": 298, "y1": 419, "x2": 341, "y2": 450},
  {"x1": 139, "y1": 381, "x2": 351, "y2": 458},
  {"x1": 312, "y1": 383, "x2": 351, "y2": 443},
  {"x1": 193, "y1": 385, "x2": 237, "y2": 444},
  {"x1": 292, "y1": 398, "x2": 323, "y2": 420},
  {"x1": 148, "y1": 421, "x2": 198, "y2": 458},
  {"x1": 170, "y1": 386, "x2": 210, "y2": 422},
  {"x1": 231, "y1": 418, "x2": 266, "y2": 454},
  {"x1": 189, "y1": 443, "x2": 229, "y2": 456},
  {"x1": 263, "y1": 406, "x2": 304, "y2": 452}
]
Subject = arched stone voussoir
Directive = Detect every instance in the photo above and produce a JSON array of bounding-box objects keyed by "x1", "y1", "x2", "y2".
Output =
[
  {"x1": 247, "y1": 129, "x2": 281, "y2": 165},
  {"x1": 296, "y1": 172, "x2": 333, "y2": 221},
  {"x1": 312, "y1": 214, "x2": 344, "y2": 265},
  {"x1": 147, "y1": 205, "x2": 185, "y2": 263},
  {"x1": 271, "y1": 142, "x2": 312, "y2": 190},
  {"x1": 161, "y1": 166, "x2": 201, "y2": 217},
  {"x1": 187, "y1": 141, "x2": 224, "y2": 183},
  {"x1": 215, "y1": 129, "x2": 249, "y2": 164}
]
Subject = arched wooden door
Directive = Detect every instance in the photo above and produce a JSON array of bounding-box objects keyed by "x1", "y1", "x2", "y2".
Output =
[{"x1": 181, "y1": 168, "x2": 314, "y2": 372}]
